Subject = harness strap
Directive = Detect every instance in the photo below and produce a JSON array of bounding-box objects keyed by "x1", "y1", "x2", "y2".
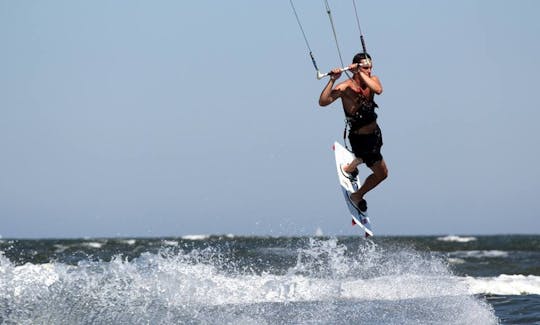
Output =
[{"x1": 343, "y1": 118, "x2": 351, "y2": 151}]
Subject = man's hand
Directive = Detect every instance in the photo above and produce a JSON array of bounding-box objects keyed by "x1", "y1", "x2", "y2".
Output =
[
  {"x1": 330, "y1": 68, "x2": 342, "y2": 80},
  {"x1": 348, "y1": 63, "x2": 360, "y2": 72}
]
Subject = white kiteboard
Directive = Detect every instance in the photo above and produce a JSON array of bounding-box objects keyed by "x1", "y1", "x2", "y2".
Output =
[{"x1": 333, "y1": 141, "x2": 373, "y2": 237}]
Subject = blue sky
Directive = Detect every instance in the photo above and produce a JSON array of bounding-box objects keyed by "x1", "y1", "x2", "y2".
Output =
[{"x1": 1, "y1": 1, "x2": 539, "y2": 238}]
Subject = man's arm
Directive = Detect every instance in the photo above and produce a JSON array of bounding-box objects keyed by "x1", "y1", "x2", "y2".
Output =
[
  {"x1": 359, "y1": 73, "x2": 383, "y2": 95},
  {"x1": 319, "y1": 69, "x2": 343, "y2": 106}
]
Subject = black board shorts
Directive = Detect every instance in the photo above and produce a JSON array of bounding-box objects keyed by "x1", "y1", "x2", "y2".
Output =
[{"x1": 348, "y1": 125, "x2": 383, "y2": 168}]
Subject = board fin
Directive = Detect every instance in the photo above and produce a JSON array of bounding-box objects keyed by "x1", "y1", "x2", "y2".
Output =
[{"x1": 351, "y1": 218, "x2": 356, "y2": 226}]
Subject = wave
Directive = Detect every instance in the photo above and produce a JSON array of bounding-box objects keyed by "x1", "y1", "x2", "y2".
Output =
[
  {"x1": 437, "y1": 235, "x2": 477, "y2": 243},
  {"x1": 119, "y1": 239, "x2": 137, "y2": 245},
  {"x1": 181, "y1": 234, "x2": 210, "y2": 240},
  {"x1": 180, "y1": 234, "x2": 235, "y2": 241},
  {"x1": 465, "y1": 274, "x2": 540, "y2": 295},
  {"x1": 81, "y1": 241, "x2": 104, "y2": 249},
  {"x1": 161, "y1": 240, "x2": 179, "y2": 246},
  {"x1": 0, "y1": 240, "x2": 498, "y2": 324},
  {"x1": 448, "y1": 250, "x2": 509, "y2": 259}
]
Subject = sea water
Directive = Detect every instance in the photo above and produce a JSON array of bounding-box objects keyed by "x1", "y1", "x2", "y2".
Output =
[{"x1": 1, "y1": 235, "x2": 539, "y2": 324}]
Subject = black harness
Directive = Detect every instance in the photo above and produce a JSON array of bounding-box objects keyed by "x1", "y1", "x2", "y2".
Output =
[{"x1": 343, "y1": 94, "x2": 378, "y2": 149}]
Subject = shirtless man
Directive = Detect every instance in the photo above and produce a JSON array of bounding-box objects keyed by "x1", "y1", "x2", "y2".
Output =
[{"x1": 319, "y1": 53, "x2": 388, "y2": 213}]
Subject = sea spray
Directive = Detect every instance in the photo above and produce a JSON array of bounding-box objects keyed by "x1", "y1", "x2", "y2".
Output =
[{"x1": 0, "y1": 238, "x2": 498, "y2": 324}]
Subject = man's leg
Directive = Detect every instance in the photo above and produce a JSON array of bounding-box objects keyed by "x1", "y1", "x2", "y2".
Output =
[{"x1": 350, "y1": 159, "x2": 388, "y2": 205}]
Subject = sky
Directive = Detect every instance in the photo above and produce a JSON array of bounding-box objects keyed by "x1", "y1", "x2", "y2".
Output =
[{"x1": 1, "y1": 1, "x2": 539, "y2": 238}]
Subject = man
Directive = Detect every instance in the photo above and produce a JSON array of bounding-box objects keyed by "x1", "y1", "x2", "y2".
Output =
[{"x1": 318, "y1": 53, "x2": 388, "y2": 213}]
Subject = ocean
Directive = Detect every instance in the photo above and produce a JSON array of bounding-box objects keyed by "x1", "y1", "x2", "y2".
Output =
[{"x1": 0, "y1": 235, "x2": 538, "y2": 324}]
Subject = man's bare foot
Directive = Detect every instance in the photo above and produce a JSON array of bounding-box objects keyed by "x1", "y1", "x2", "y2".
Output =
[
  {"x1": 342, "y1": 164, "x2": 359, "y2": 178},
  {"x1": 343, "y1": 163, "x2": 358, "y2": 174}
]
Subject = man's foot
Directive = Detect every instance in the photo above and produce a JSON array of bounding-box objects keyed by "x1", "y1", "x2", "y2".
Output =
[
  {"x1": 357, "y1": 199, "x2": 367, "y2": 212},
  {"x1": 341, "y1": 165, "x2": 359, "y2": 181},
  {"x1": 351, "y1": 198, "x2": 367, "y2": 213}
]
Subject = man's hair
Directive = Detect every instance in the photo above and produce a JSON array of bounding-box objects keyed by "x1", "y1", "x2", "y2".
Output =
[{"x1": 352, "y1": 52, "x2": 372, "y2": 63}]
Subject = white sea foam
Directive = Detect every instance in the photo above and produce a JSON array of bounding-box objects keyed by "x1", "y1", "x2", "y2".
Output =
[
  {"x1": 449, "y1": 250, "x2": 509, "y2": 259},
  {"x1": 464, "y1": 274, "x2": 540, "y2": 295},
  {"x1": 161, "y1": 240, "x2": 178, "y2": 246},
  {"x1": 0, "y1": 256, "x2": 498, "y2": 303},
  {"x1": 53, "y1": 244, "x2": 69, "y2": 253},
  {"x1": 120, "y1": 239, "x2": 136, "y2": 245},
  {"x1": 82, "y1": 242, "x2": 104, "y2": 249},
  {"x1": 447, "y1": 257, "x2": 466, "y2": 264},
  {"x1": 257, "y1": 247, "x2": 297, "y2": 257},
  {"x1": 437, "y1": 235, "x2": 477, "y2": 243},
  {"x1": 181, "y1": 234, "x2": 210, "y2": 240},
  {"x1": 3, "y1": 261, "x2": 59, "y2": 298}
]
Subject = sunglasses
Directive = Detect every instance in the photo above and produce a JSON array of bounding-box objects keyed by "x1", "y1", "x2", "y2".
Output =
[{"x1": 357, "y1": 60, "x2": 372, "y2": 70}]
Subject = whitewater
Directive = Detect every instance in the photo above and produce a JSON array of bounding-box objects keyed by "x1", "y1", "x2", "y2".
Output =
[{"x1": 1, "y1": 235, "x2": 539, "y2": 324}]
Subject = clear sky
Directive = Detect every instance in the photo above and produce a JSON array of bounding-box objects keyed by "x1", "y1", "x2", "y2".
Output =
[{"x1": 1, "y1": 1, "x2": 539, "y2": 238}]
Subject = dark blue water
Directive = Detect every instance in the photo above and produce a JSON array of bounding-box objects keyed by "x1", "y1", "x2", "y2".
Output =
[{"x1": 1, "y1": 235, "x2": 538, "y2": 324}]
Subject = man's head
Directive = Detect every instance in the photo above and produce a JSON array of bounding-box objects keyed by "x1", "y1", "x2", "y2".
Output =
[{"x1": 353, "y1": 52, "x2": 372, "y2": 69}]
